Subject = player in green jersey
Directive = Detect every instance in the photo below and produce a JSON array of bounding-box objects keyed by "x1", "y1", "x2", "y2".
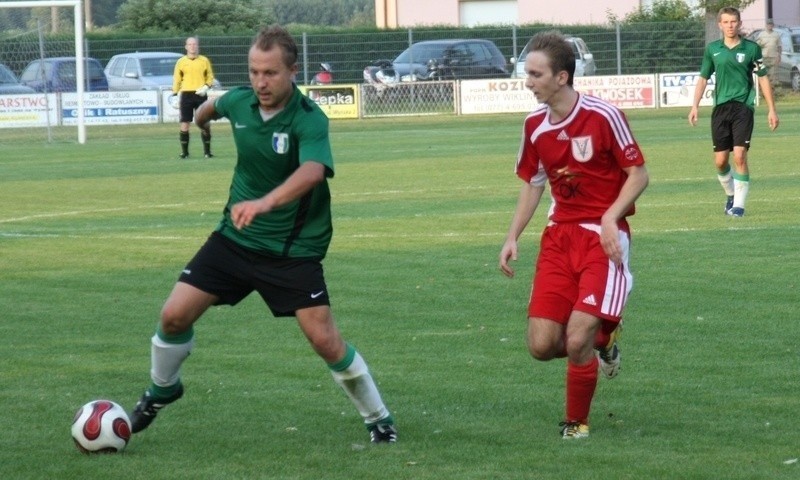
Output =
[
  {"x1": 129, "y1": 25, "x2": 397, "y2": 444},
  {"x1": 688, "y1": 6, "x2": 779, "y2": 217}
]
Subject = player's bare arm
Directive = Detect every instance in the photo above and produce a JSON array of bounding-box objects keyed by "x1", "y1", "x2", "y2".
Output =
[
  {"x1": 231, "y1": 161, "x2": 327, "y2": 230},
  {"x1": 756, "y1": 75, "x2": 780, "y2": 131},
  {"x1": 600, "y1": 164, "x2": 649, "y2": 264},
  {"x1": 500, "y1": 182, "x2": 544, "y2": 278},
  {"x1": 193, "y1": 98, "x2": 218, "y2": 130},
  {"x1": 688, "y1": 77, "x2": 709, "y2": 126}
]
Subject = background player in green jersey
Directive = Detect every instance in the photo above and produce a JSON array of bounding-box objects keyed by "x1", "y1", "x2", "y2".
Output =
[
  {"x1": 129, "y1": 25, "x2": 397, "y2": 444},
  {"x1": 688, "y1": 6, "x2": 779, "y2": 217}
]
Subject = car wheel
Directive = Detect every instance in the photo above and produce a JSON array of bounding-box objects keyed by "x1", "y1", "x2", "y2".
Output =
[{"x1": 792, "y1": 69, "x2": 800, "y2": 92}]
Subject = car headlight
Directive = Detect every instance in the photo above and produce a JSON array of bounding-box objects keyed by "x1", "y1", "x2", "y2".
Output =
[{"x1": 375, "y1": 70, "x2": 397, "y2": 84}]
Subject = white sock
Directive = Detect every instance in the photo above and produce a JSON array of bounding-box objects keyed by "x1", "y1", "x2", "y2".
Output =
[
  {"x1": 733, "y1": 178, "x2": 749, "y2": 209},
  {"x1": 330, "y1": 350, "x2": 390, "y2": 424},
  {"x1": 150, "y1": 332, "x2": 194, "y2": 387},
  {"x1": 717, "y1": 170, "x2": 734, "y2": 196}
]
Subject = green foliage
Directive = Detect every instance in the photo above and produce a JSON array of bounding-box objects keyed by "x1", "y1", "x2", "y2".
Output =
[
  {"x1": 1, "y1": 103, "x2": 800, "y2": 478},
  {"x1": 117, "y1": 0, "x2": 273, "y2": 34},
  {"x1": 268, "y1": 0, "x2": 375, "y2": 28},
  {"x1": 609, "y1": 0, "x2": 702, "y2": 23},
  {"x1": 698, "y1": 0, "x2": 757, "y2": 13},
  {"x1": 90, "y1": 0, "x2": 127, "y2": 27}
]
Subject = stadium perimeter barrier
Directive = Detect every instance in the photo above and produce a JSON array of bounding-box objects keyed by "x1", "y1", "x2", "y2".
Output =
[{"x1": 0, "y1": 71, "x2": 724, "y2": 129}]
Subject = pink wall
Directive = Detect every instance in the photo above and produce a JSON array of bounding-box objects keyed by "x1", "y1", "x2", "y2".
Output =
[{"x1": 380, "y1": 0, "x2": 797, "y2": 30}]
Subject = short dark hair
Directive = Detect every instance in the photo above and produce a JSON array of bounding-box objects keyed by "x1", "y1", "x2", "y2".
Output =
[
  {"x1": 252, "y1": 24, "x2": 298, "y2": 67},
  {"x1": 717, "y1": 7, "x2": 741, "y2": 21},
  {"x1": 527, "y1": 30, "x2": 576, "y2": 86}
]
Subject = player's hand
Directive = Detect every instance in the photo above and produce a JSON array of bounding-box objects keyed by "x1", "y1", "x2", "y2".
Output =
[
  {"x1": 768, "y1": 111, "x2": 779, "y2": 131},
  {"x1": 687, "y1": 107, "x2": 698, "y2": 126},
  {"x1": 499, "y1": 240, "x2": 518, "y2": 278},
  {"x1": 168, "y1": 93, "x2": 180, "y2": 109},
  {"x1": 231, "y1": 198, "x2": 272, "y2": 230},
  {"x1": 600, "y1": 221, "x2": 622, "y2": 266},
  {"x1": 195, "y1": 85, "x2": 210, "y2": 97}
]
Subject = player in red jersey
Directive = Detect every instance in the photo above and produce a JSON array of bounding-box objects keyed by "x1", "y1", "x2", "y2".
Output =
[{"x1": 499, "y1": 31, "x2": 649, "y2": 439}]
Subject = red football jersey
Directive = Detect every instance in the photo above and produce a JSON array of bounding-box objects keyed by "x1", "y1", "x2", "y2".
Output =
[{"x1": 515, "y1": 94, "x2": 645, "y2": 223}]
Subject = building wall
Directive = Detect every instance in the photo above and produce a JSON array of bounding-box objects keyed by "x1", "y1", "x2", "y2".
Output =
[{"x1": 375, "y1": 0, "x2": 799, "y2": 30}]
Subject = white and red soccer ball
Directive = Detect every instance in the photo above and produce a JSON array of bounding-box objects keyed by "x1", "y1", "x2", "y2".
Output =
[{"x1": 71, "y1": 400, "x2": 131, "y2": 454}]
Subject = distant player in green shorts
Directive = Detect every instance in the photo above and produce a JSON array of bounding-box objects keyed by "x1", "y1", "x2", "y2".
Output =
[
  {"x1": 129, "y1": 25, "x2": 397, "y2": 444},
  {"x1": 688, "y1": 6, "x2": 779, "y2": 217}
]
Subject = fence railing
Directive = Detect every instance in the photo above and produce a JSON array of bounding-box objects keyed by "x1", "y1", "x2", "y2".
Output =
[{"x1": 1, "y1": 22, "x2": 707, "y2": 90}]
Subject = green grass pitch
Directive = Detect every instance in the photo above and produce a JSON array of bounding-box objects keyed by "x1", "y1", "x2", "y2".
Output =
[{"x1": 1, "y1": 100, "x2": 799, "y2": 479}]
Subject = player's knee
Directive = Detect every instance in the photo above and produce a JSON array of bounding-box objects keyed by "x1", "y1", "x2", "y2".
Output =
[{"x1": 159, "y1": 306, "x2": 193, "y2": 336}]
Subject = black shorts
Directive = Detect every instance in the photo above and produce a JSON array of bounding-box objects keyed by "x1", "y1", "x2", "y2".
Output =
[
  {"x1": 179, "y1": 232, "x2": 330, "y2": 317},
  {"x1": 179, "y1": 92, "x2": 207, "y2": 123},
  {"x1": 710, "y1": 101, "x2": 754, "y2": 152}
]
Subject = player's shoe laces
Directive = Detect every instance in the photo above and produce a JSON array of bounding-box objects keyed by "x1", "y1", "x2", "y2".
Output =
[
  {"x1": 129, "y1": 384, "x2": 184, "y2": 433},
  {"x1": 724, "y1": 195, "x2": 734, "y2": 214},
  {"x1": 597, "y1": 323, "x2": 621, "y2": 379},
  {"x1": 726, "y1": 207, "x2": 745, "y2": 217},
  {"x1": 559, "y1": 421, "x2": 590, "y2": 439},
  {"x1": 368, "y1": 422, "x2": 398, "y2": 444}
]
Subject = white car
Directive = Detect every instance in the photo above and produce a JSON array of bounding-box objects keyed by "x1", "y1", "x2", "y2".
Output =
[
  {"x1": 105, "y1": 52, "x2": 221, "y2": 92},
  {"x1": 748, "y1": 26, "x2": 800, "y2": 91},
  {"x1": 511, "y1": 36, "x2": 596, "y2": 78}
]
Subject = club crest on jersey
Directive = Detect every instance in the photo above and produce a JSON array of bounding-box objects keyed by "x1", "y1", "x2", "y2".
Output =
[
  {"x1": 736, "y1": 53, "x2": 745, "y2": 63},
  {"x1": 571, "y1": 136, "x2": 593, "y2": 162},
  {"x1": 272, "y1": 132, "x2": 289, "y2": 154}
]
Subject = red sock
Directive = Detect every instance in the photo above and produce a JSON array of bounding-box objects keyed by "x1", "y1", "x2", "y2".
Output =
[{"x1": 565, "y1": 357, "x2": 599, "y2": 423}]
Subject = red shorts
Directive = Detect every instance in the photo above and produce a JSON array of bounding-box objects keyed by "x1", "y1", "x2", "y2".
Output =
[{"x1": 529, "y1": 222, "x2": 633, "y2": 325}]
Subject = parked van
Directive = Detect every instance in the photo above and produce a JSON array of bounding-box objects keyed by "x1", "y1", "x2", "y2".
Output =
[{"x1": 19, "y1": 57, "x2": 109, "y2": 92}]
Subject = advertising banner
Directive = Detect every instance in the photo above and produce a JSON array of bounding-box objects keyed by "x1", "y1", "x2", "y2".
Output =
[
  {"x1": 300, "y1": 85, "x2": 359, "y2": 119},
  {"x1": 61, "y1": 91, "x2": 160, "y2": 125},
  {"x1": 460, "y1": 78, "x2": 537, "y2": 114},
  {"x1": 574, "y1": 74, "x2": 656, "y2": 109},
  {"x1": 0, "y1": 93, "x2": 57, "y2": 129},
  {"x1": 658, "y1": 72, "x2": 716, "y2": 108}
]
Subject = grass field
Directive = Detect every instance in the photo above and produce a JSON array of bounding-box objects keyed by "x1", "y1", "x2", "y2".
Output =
[{"x1": 1, "y1": 99, "x2": 799, "y2": 480}]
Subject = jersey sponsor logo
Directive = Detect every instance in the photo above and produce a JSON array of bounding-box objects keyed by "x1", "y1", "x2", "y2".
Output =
[
  {"x1": 272, "y1": 132, "x2": 289, "y2": 154},
  {"x1": 571, "y1": 136, "x2": 593, "y2": 162},
  {"x1": 557, "y1": 130, "x2": 569, "y2": 141}
]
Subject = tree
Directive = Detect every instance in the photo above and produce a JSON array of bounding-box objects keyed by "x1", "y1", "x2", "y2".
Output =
[
  {"x1": 117, "y1": 0, "x2": 272, "y2": 33},
  {"x1": 697, "y1": 0, "x2": 758, "y2": 43},
  {"x1": 91, "y1": 0, "x2": 127, "y2": 28},
  {"x1": 268, "y1": 0, "x2": 374, "y2": 27},
  {"x1": 609, "y1": 0, "x2": 701, "y2": 23}
]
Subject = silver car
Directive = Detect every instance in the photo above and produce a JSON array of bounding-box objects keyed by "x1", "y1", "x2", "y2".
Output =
[
  {"x1": 105, "y1": 52, "x2": 182, "y2": 91},
  {"x1": 511, "y1": 36, "x2": 596, "y2": 78},
  {"x1": 748, "y1": 26, "x2": 800, "y2": 91}
]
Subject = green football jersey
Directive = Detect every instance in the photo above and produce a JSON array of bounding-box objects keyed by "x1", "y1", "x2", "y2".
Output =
[
  {"x1": 700, "y1": 37, "x2": 767, "y2": 110},
  {"x1": 213, "y1": 85, "x2": 334, "y2": 259}
]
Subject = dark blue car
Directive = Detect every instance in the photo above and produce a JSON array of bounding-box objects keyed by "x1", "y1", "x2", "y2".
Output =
[{"x1": 19, "y1": 57, "x2": 109, "y2": 92}]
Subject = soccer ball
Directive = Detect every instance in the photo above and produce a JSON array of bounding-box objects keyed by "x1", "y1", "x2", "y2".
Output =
[{"x1": 71, "y1": 400, "x2": 132, "y2": 454}]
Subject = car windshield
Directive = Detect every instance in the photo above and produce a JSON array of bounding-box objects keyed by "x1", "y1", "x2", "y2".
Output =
[
  {"x1": 0, "y1": 65, "x2": 18, "y2": 84},
  {"x1": 140, "y1": 57, "x2": 177, "y2": 76},
  {"x1": 394, "y1": 44, "x2": 448, "y2": 64}
]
